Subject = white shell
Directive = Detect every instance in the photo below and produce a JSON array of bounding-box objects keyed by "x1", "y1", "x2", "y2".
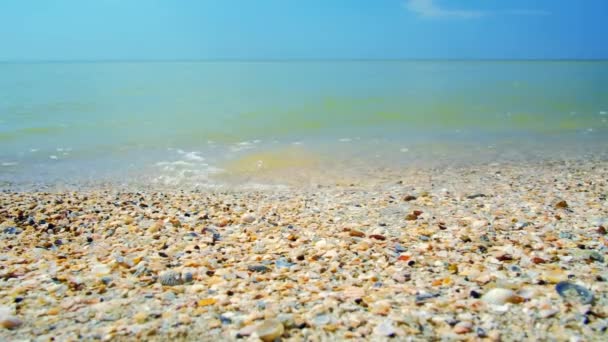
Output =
[{"x1": 482, "y1": 288, "x2": 517, "y2": 305}]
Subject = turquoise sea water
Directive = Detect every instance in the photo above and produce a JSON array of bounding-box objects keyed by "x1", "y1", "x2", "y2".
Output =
[{"x1": 1, "y1": 61, "x2": 607, "y2": 187}]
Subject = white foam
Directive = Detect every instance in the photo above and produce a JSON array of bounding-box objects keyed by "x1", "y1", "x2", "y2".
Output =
[
  {"x1": 600, "y1": 111, "x2": 607, "y2": 115},
  {"x1": 49, "y1": 155, "x2": 58, "y2": 160},
  {"x1": 29, "y1": 148, "x2": 39, "y2": 152},
  {"x1": 183, "y1": 151, "x2": 204, "y2": 161},
  {"x1": 1, "y1": 162, "x2": 18, "y2": 166},
  {"x1": 230, "y1": 142, "x2": 255, "y2": 152},
  {"x1": 339, "y1": 138, "x2": 352, "y2": 142},
  {"x1": 400, "y1": 148, "x2": 409, "y2": 153}
]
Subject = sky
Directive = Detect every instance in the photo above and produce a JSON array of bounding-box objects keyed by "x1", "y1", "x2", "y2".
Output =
[{"x1": 0, "y1": 0, "x2": 607, "y2": 61}]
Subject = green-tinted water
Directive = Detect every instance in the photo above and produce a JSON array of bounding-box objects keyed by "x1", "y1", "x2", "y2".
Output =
[{"x1": 1, "y1": 61, "x2": 607, "y2": 187}]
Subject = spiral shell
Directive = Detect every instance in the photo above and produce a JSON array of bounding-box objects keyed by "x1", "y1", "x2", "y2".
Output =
[{"x1": 158, "y1": 270, "x2": 193, "y2": 286}]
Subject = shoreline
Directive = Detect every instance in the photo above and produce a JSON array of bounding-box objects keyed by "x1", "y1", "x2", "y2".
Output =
[{"x1": 1, "y1": 159, "x2": 607, "y2": 340}]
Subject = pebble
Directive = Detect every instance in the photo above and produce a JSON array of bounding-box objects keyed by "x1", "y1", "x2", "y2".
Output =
[
  {"x1": 241, "y1": 213, "x2": 256, "y2": 224},
  {"x1": 275, "y1": 258, "x2": 294, "y2": 268},
  {"x1": 0, "y1": 307, "x2": 22, "y2": 330},
  {"x1": 158, "y1": 270, "x2": 186, "y2": 286},
  {"x1": 255, "y1": 319, "x2": 284, "y2": 342},
  {"x1": 374, "y1": 320, "x2": 397, "y2": 336},
  {"x1": 248, "y1": 265, "x2": 269, "y2": 273},
  {"x1": 588, "y1": 251, "x2": 604, "y2": 263},
  {"x1": 453, "y1": 321, "x2": 473, "y2": 334}
]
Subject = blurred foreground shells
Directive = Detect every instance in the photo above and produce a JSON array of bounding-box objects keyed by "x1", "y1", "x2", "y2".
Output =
[{"x1": 1, "y1": 160, "x2": 608, "y2": 340}]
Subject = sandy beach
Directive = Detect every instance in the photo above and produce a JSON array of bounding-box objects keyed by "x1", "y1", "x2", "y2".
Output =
[{"x1": 1, "y1": 159, "x2": 607, "y2": 341}]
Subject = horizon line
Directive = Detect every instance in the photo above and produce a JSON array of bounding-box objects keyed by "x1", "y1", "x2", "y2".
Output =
[{"x1": 1, "y1": 58, "x2": 608, "y2": 64}]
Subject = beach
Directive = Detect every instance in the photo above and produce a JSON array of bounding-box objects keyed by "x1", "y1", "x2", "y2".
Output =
[{"x1": 1, "y1": 158, "x2": 607, "y2": 341}]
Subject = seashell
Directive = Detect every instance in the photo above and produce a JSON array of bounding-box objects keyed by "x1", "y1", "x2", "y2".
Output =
[
  {"x1": 481, "y1": 288, "x2": 522, "y2": 305},
  {"x1": 555, "y1": 281, "x2": 594, "y2": 305},
  {"x1": 248, "y1": 265, "x2": 269, "y2": 273},
  {"x1": 453, "y1": 321, "x2": 473, "y2": 334},
  {"x1": 0, "y1": 317, "x2": 22, "y2": 330},
  {"x1": 343, "y1": 286, "x2": 365, "y2": 299},
  {"x1": 158, "y1": 270, "x2": 188, "y2": 286},
  {"x1": 374, "y1": 320, "x2": 397, "y2": 336},
  {"x1": 241, "y1": 213, "x2": 256, "y2": 224},
  {"x1": 255, "y1": 319, "x2": 284, "y2": 342}
]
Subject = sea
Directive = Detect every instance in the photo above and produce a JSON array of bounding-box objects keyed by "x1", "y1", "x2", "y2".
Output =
[{"x1": 1, "y1": 60, "x2": 607, "y2": 189}]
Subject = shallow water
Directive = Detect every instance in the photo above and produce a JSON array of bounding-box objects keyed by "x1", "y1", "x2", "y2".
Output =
[{"x1": 1, "y1": 61, "x2": 607, "y2": 188}]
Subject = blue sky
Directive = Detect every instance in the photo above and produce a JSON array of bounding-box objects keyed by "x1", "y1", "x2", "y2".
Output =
[{"x1": 0, "y1": 0, "x2": 606, "y2": 60}]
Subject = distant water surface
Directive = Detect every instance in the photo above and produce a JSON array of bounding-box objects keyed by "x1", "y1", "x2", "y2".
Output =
[{"x1": 1, "y1": 61, "x2": 607, "y2": 188}]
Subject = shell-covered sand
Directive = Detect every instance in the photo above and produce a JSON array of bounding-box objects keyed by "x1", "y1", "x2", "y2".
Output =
[{"x1": 1, "y1": 160, "x2": 607, "y2": 341}]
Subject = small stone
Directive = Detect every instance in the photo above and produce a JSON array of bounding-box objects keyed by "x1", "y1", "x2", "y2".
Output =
[
  {"x1": 531, "y1": 257, "x2": 546, "y2": 264},
  {"x1": 311, "y1": 314, "x2": 331, "y2": 326},
  {"x1": 133, "y1": 312, "x2": 148, "y2": 324},
  {"x1": 374, "y1": 320, "x2": 397, "y2": 336},
  {"x1": 369, "y1": 234, "x2": 386, "y2": 241},
  {"x1": 237, "y1": 324, "x2": 257, "y2": 337},
  {"x1": 241, "y1": 213, "x2": 256, "y2": 224},
  {"x1": 554, "y1": 200, "x2": 568, "y2": 209},
  {"x1": 0, "y1": 307, "x2": 22, "y2": 330},
  {"x1": 555, "y1": 281, "x2": 594, "y2": 305},
  {"x1": 349, "y1": 230, "x2": 366, "y2": 238},
  {"x1": 248, "y1": 265, "x2": 269, "y2": 273},
  {"x1": 197, "y1": 298, "x2": 217, "y2": 307},
  {"x1": 403, "y1": 195, "x2": 417, "y2": 202},
  {"x1": 255, "y1": 319, "x2": 284, "y2": 342},
  {"x1": 539, "y1": 308, "x2": 559, "y2": 318},
  {"x1": 481, "y1": 288, "x2": 522, "y2": 305},
  {"x1": 0, "y1": 317, "x2": 22, "y2": 330},
  {"x1": 275, "y1": 258, "x2": 294, "y2": 268},
  {"x1": 588, "y1": 251, "x2": 604, "y2": 263},
  {"x1": 466, "y1": 193, "x2": 486, "y2": 199},
  {"x1": 453, "y1": 321, "x2": 473, "y2": 334},
  {"x1": 405, "y1": 210, "x2": 423, "y2": 221},
  {"x1": 542, "y1": 269, "x2": 567, "y2": 284},
  {"x1": 343, "y1": 286, "x2": 365, "y2": 299},
  {"x1": 158, "y1": 270, "x2": 183, "y2": 286}
]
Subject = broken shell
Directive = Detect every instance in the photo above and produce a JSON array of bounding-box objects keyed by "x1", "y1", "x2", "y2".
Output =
[
  {"x1": 255, "y1": 319, "x2": 284, "y2": 342},
  {"x1": 159, "y1": 270, "x2": 186, "y2": 286},
  {"x1": 555, "y1": 281, "x2": 594, "y2": 305},
  {"x1": 482, "y1": 288, "x2": 522, "y2": 305}
]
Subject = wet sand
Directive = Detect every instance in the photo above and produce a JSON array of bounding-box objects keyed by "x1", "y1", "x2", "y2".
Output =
[{"x1": 1, "y1": 159, "x2": 607, "y2": 341}]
